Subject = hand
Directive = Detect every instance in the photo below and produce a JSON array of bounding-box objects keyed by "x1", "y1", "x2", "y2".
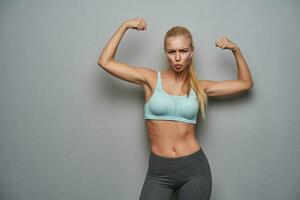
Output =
[
  {"x1": 215, "y1": 36, "x2": 239, "y2": 51},
  {"x1": 123, "y1": 17, "x2": 148, "y2": 31}
]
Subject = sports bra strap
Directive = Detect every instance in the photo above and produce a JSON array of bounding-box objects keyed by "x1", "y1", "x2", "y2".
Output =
[{"x1": 156, "y1": 71, "x2": 161, "y2": 91}]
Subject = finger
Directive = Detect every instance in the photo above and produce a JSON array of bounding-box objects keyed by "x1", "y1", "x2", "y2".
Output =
[
  {"x1": 220, "y1": 40, "x2": 225, "y2": 48},
  {"x1": 220, "y1": 42, "x2": 224, "y2": 49},
  {"x1": 139, "y1": 25, "x2": 143, "y2": 30},
  {"x1": 215, "y1": 38, "x2": 221, "y2": 46},
  {"x1": 139, "y1": 19, "x2": 144, "y2": 26},
  {"x1": 141, "y1": 22, "x2": 147, "y2": 30},
  {"x1": 142, "y1": 20, "x2": 147, "y2": 28},
  {"x1": 143, "y1": 20, "x2": 147, "y2": 27},
  {"x1": 215, "y1": 40, "x2": 219, "y2": 47},
  {"x1": 137, "y1": 19, "x2": 142, "y2": 27},
  {"x1": 137, "y1": 22, "x2": 143, "y2": 30}
]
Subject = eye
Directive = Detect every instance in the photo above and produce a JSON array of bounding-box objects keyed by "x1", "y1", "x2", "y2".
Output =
[{"x1": 167, "y1": 50, "x2": 188, "y2": 53}]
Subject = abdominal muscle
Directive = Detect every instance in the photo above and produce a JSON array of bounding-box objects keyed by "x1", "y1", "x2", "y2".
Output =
[
  {"x1": 143, "y1": 70, "x2": 201, "y2": 158},
  {"x1": 145, "y1": 119, "x2": 201, "y2": 158}
]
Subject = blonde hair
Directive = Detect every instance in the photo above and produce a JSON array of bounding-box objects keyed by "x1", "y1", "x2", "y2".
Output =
[{"x1": 163, "y1": 26, "x2": 208, "y2": 120}]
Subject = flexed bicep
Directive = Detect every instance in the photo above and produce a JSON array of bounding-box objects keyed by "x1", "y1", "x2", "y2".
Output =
[
  {"x1": 199, "y1": 79, "x2": 252, "y2": 97},
  {"x1": 98, "y1": 60, "x2": 153, "y2": 86}
]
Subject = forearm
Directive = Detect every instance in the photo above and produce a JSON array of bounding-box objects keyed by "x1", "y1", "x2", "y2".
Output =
[
  {"x1": 98, "y1": 23, "x2": 128, "y2": 64},
  {"x1": 232, "y1": 47, "x2": 253, "y2": 86}
]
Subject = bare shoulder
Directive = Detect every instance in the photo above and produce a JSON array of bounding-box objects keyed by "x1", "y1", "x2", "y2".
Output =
[{"x1": 140, "y1": 67, "x2": 157, "y2": 87}]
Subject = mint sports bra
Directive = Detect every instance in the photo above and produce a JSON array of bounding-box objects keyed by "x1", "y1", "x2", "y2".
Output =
[{"x1": 144, "y1": 71, "x2": 199, "y2": 124}]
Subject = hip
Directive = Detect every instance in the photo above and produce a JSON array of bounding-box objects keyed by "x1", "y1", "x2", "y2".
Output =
[{"x1": 147, "y1": 147, "x2": 211, "y2": 178}]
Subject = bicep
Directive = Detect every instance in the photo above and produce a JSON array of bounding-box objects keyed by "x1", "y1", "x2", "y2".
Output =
[
  {"x1": 199, "y1": 79, "x2": 252, "y2": 97},
  {"x1": 98, "y1": 60, "x2": 152, "y2": 86}
]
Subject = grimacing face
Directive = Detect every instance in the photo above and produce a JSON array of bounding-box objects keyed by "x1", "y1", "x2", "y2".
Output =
[{"x1": 165, "y1": 35, "x2": 194, "y2": 72}]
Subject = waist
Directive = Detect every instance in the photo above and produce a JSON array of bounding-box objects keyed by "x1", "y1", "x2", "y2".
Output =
[
  {"x1": 150, "y1": 142, "x2": 201, "y2": 158},
  {"x1": 149, "y1": 133, "x2": 200, "y2": 158},
  {"x1": 145, "y1": 120, "x2": 198, "y2": 157},
  {"x1": 150, "y1": 146, "x2": 203, "y2": 160}
]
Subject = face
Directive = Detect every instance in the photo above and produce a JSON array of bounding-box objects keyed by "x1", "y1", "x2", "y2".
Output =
[{"x1": 165, "y1": 36, "x2": 194, "y2": 72}]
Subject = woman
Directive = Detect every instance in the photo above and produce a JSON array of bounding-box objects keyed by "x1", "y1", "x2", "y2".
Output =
[{"x1": 97, "y1": 17, "x2": 253, "y2": 200}]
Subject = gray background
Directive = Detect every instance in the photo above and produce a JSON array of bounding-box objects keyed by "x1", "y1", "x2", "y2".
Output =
[{"x1": 1, "y1": 0, "x2": 299, "y2": 199}]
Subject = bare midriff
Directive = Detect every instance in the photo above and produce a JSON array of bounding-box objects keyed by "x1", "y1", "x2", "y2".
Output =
[{"x1": 145, "y1": 119, "x2": 201, "y2": 158}]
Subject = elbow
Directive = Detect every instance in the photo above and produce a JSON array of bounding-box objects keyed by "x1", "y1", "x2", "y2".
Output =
[
  {"x1": 239, "y1": 81, "x2": 253, "y2": 92},
  {"x1": 250, "y1": 82, "x2": 254, "y2": 89},
  {"x1": 240, "y1": 79, "x2": 254, "y2": 91},
  {"x1": 97, "y1": 58, "x2": 113, "y2": 68},
  {"x1": 245, "y1": 82, "x2": 254, "y2": 91},
  {"x1": 97, "y1": 59, "x2": 108, "y2": 68},
  {"x1": 97, "y1": 60, "x2": 105, "y2": 68},
  {"x1": 249, "y1": 80, "x2": 254, "y2": 89}
]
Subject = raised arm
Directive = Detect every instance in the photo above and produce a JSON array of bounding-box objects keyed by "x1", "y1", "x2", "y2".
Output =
[
  {"x1": 199, "y1": 37, "x2": 254, "y2": 97},
  {"x1": 97, "y1": 17, "x2": 152, "y2": 86}
]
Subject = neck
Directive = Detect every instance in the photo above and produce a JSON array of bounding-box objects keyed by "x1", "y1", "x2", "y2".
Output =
[{"x1": 166, "y1": 69, "x2": 188, "y2": 83}]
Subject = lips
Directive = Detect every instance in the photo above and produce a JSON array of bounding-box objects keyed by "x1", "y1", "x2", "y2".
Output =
[{"x1": 174, "y1": 64, "x2": 182, "y2": 69}]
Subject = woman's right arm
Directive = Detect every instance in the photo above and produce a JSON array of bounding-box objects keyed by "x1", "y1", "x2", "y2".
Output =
[{"x1": 97, "y1": 18, "x2": 152, "y2": 86}]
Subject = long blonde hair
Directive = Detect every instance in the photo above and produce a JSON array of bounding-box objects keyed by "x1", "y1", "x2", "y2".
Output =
[{"x1": 163, "y1": 26, "x2": 208, "y2": 120}]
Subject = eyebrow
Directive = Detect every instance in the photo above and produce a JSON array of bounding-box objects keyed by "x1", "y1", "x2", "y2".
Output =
[{"x1": 167, "y1": 48, "x2": 189, "y2": 51}]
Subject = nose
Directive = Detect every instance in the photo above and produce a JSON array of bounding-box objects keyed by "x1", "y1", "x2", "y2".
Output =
[{"x1": 175, "y1": 51, "x2": 181, "y2": 61}]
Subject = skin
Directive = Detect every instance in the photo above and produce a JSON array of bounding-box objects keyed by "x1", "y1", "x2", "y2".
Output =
[
  {"x1": 144, "y1": 36, "x2": 198, "y2": 157},
  {"x1": 98, "y1": 17, "x2": 254, "y2": 158}
]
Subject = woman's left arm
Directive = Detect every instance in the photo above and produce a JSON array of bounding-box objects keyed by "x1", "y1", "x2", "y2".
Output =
[{"x1": 199, "y1": 37, "x2": 254, "y2": 97}]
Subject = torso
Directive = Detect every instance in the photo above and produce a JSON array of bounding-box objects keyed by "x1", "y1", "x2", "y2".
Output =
[{"x1": 143, "y1": 70, "x2": 201, "y2": 158}]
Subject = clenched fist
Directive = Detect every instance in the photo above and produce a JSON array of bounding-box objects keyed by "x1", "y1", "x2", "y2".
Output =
[
  {"x1": 123, "y1": 17, "x2": 148, "y2": 31},
  {"x1": 215, "y1": 37, "x2": 239, "y2": 51}
]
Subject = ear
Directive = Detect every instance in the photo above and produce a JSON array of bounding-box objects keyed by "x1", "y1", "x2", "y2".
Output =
[{"x1": 190, "y1": 52, "x2": 194, "y2": 58}]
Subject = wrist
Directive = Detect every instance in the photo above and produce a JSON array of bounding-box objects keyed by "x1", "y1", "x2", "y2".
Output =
[
  {"x1": 121, "y1": 22, "x2": 129, "y2": 30},
  {"x1": 232, "y1": 46, "x2": 240, "y2": 53}
]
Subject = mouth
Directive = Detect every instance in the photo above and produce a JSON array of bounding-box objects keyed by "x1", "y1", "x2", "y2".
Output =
[{"x1": 174, "y1": 64, "x2": 182, "y2": 69}]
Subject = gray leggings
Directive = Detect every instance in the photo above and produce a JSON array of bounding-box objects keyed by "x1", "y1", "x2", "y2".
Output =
[{"x1": 139, "y1": 147, "x2": 212, "y2": 200}]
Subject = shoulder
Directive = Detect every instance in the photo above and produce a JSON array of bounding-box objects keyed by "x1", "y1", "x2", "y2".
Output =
[
  {"x1": 138, "y1": 67, "x2": 157, "y2": 87},
  {"x1": 141, "y1": 66, "x2": 156, "y2": 80}
]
